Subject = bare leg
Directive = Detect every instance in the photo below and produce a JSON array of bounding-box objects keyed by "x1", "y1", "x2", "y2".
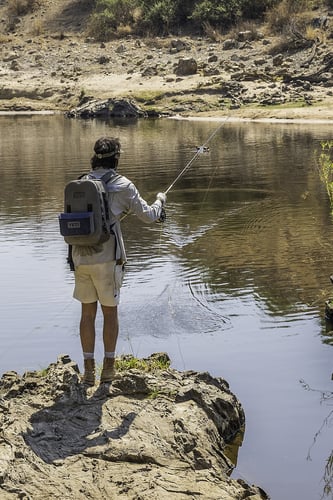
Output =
[
  {"x1": 80, "y1": 302, "x2": 98, "y2": 386},
  {"x1": 100, "y1": 305, "x2": 118, "y2": 383},
  {"x1": 101, "y1": 305, "x2": 119, "y2": 353},
  {"x1": 80, "y1": 302, "x2": 98, "y2": 353}
]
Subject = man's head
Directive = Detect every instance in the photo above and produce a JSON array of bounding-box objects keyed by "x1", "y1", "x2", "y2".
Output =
[{"x1": 91, "y1": 136, "x2": 121, "y2": 170}]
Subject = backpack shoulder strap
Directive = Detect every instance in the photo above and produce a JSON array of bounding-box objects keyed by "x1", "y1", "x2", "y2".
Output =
[
  {"x1": 77, "y1": 170, "x2": 120, "y2": 182},
  {"x1": 77, "y1": 172, "x2": 90, "y2": 180},
  {"x1": 101, "y1": 171, "x2": 121, "y2": 185},
  {"x1": 76, "y1": 171, "x2": 121, "y2": 185}
]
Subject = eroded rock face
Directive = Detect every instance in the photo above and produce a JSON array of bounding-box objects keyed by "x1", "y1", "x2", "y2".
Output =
[
  {"x1": 0, "y1": 354, "x2": 268, "y2": 499},
  {"x1": 66, "y1": 98, "x2": 147, "y2": 118}
]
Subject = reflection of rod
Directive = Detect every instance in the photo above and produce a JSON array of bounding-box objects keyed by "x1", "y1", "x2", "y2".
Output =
[{"x1": 164, "y1": 117, "x2": 229, "y2": 195}]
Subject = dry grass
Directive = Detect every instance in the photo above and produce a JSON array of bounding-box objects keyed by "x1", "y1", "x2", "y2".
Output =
[
  {"x1": 228, "y1": 20, "x2": 264, "y2": 41},
  {"x1": 0, "y1": 34, "x2": 12, "y2": 43},
  {"x1": 202, "y1": 21, "x2": 224, "y2": 42},
  {"x1": 31, "y1": 18, "x2": 44, "y2": 36},
  {"x1": 115, "y1": 24, "x2": 134, "y2": 37},
  {"x1": 264, "y1": 0, "x2": 328, "y2": 53},
  {"x1": 266, "y1": 0, "x2": 313, "y2": 34},
  {"x1": 7, "y1": 0, "x2": 41, "y2": 16},
  {"x1": 305, "y1": 24, "x2": 327, "y2": 43}
]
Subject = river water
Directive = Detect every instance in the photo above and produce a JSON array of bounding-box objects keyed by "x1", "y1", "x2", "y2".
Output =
[{"x1": 0, "y1": 114, "x2": 332, "y2": 500}]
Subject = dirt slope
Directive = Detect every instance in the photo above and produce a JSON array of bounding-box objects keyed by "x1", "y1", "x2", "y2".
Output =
[{"x1": 0, "y1": 1, "x2": 332, "y2": 120}]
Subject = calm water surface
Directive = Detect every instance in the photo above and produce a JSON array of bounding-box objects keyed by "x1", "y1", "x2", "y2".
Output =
[{"x1": 0, "y1": 115, "x2": 332, "y2": 500}]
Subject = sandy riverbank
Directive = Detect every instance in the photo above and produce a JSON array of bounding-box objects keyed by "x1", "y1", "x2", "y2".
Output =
[{"x1": 0, "y1": 27, "x2": 333, "y2": 123}]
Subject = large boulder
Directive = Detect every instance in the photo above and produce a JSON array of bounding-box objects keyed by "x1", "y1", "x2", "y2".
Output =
[
  {"x1": 175, "y1": 57, "x2": 198, "y2": 76},
  {"x1": 0, "y1": 354, "x2": 269, "y2": 500}
]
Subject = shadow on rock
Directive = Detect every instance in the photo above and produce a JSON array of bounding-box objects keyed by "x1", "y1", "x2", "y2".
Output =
[
  {"x1": 0, "y1": 353, "x2": 269, "y2": 499},
  {"x1": 24, "y1": 394, "x2": 137, "y2": 464}
]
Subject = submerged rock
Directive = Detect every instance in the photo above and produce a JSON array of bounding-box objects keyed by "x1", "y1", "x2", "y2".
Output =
[{"x1": 0, "y1": 354, "x2": 268, "y2": 499}]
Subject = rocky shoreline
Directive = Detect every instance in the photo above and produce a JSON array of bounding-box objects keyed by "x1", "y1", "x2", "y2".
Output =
[
  {"x1": 0, "y1": 353, "x2": 268, "y2": 500},
  {"x1": 1, "y1": 24, "x2": 333, "y2": 122}
]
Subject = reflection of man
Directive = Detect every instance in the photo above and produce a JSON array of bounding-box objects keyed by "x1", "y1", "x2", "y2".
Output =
[{"x1": 72, "y1": 137, "x2": 166, "y2": 386}]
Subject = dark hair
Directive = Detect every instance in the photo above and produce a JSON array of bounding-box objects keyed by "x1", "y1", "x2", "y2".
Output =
[{"x1": 91, "y1": 136, "x2": 121, "y2": 170}]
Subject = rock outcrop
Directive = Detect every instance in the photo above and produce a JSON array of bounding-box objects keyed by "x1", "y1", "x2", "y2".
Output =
[
  {"x1": 0, "y1": 354, "x2": 268, "y2": 499},
  {"x1": 66, "y1": 98, "x2": 147, "y2": 119}
]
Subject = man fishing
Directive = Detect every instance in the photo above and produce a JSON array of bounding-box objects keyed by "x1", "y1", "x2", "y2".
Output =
[{"x1": 71, "y1": 136, "x2": 166, "y2": 386}]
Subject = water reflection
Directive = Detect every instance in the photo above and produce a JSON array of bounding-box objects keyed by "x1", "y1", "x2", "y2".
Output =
[
  {"x1": 1, "y1": 115, "x2": 332, "y2": 336},
  {"x1": 0, "y1": 115, "x2": 332, "y2": 500}
]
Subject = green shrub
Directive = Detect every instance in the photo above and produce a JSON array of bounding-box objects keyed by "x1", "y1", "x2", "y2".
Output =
[
  {"x1": 241, "y1": 0, "x2": 278, "y2": 20},
  {"x1": 87, "y1": 0, "x2": 136, "y2": 41},
  {"x1": 87, "y1": 11, "x2": 117, "y2": 40},
  {"x1": 137, "y1": 0, "x2": 177, "y2": 34},
  {"x1": 190, "y1": 0, "x2": 243, "y2": 29},
  {"x1": 87, "y1": 0, "x2": 329, "y2": 38}
]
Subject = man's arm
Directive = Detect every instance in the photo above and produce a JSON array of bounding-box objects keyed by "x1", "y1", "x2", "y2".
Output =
[{"x1": 124, "y1": 184, "x2": 166, "y2": 223}]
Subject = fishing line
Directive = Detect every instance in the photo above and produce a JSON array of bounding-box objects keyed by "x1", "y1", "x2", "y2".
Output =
[
  {"x1": 164, "y1": 117, "x2": 229, "y2": 195},
  {"x1": 121, "y1": 118, "x2": 230, "y2": 366},
  {"x1": 199, "y1": 160, "x2": 221, "y2": 212},
  {"x1": 156, "y1": 118, "x2": 229, "y2": 251},
  {"x1": 161, "y1": 118, "x2": 230, "y2": 367}
]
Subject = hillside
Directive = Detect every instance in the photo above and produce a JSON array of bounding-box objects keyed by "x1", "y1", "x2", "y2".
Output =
[{"x1": 0, "y1": 0, "x2": 333, "y2": 120}]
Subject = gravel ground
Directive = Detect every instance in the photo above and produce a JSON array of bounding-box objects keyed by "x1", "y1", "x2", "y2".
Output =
[{"x1": 0, "y1": 1, "x2": 332, "y2": 121}]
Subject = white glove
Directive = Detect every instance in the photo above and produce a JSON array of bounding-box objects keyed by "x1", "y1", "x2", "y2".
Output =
[{"x1": 156, "y1": 192, "x2": 167, "y2": 206}]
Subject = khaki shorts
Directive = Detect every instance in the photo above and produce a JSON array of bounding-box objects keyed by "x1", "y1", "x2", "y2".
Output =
[{"x1": 73, "y1": 261, "x2": 122, "y2": 306}]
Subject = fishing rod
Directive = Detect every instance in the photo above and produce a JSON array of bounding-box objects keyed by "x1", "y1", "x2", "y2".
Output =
[
  {"x1": 164, "y1": 116, "x2": 229, "y2": 195},
  {"x1": 120, "y1": 117, "x2": 229, "y2": 221}
]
